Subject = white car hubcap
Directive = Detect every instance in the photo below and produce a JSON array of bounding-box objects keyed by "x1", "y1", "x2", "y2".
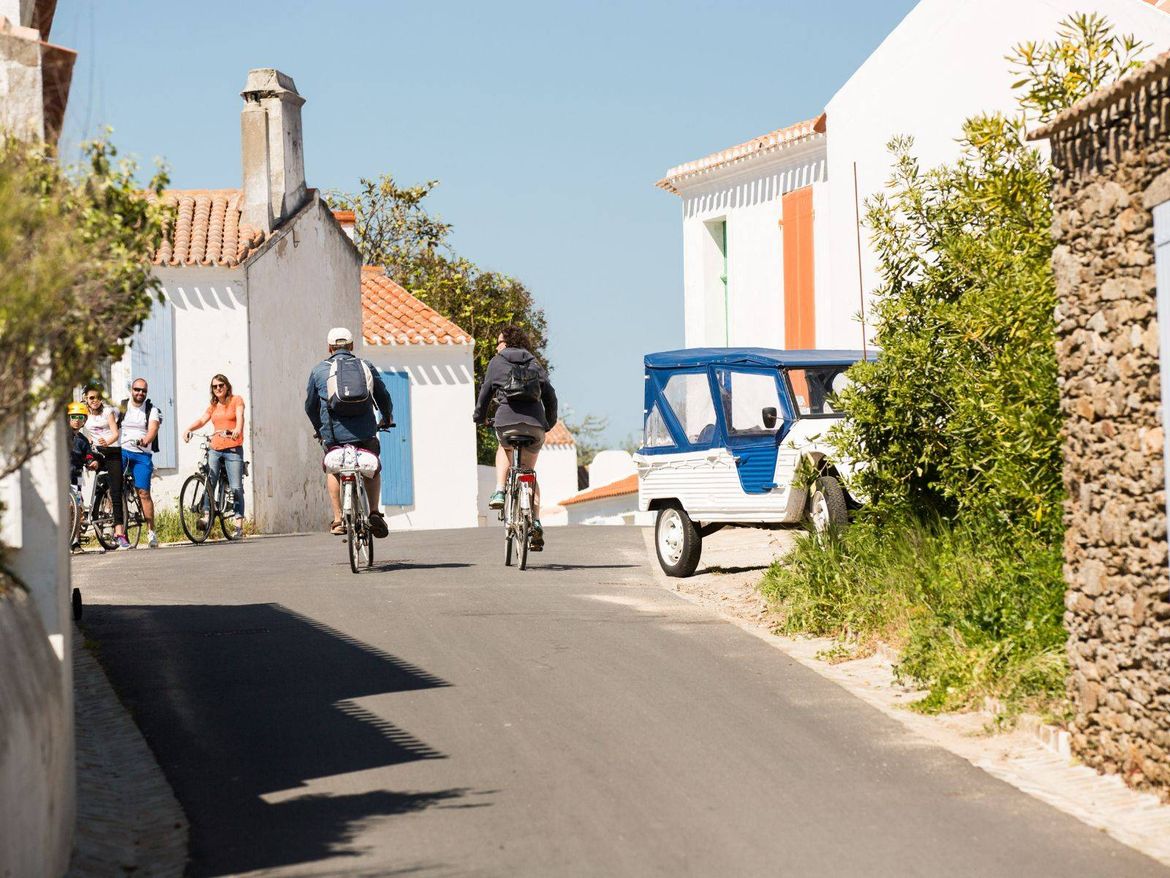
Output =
[
  {"x1": 658, "y1": 510, "x2": 684, "y2": 565},
  {"x1": 811, "y1": 493, "x2": 830, "y2": 533}
]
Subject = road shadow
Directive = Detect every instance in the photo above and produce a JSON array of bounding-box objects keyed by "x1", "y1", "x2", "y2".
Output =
[
  {"x1": 81, "y1": 602, "x2": 477, "y2": 876},
  {"x1": 369, "y1": 560, "x2": 475, "y2": 572},
  {"x1": 530, "y1": 563, "x2": 640, "y2": 571}
]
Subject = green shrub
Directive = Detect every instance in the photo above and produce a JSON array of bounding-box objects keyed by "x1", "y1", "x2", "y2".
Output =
[{"x1": 762, "y1": 518, "x2": 1066, "y2": 713}]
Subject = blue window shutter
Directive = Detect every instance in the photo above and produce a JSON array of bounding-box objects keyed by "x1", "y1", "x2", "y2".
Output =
[
  {"x1": 378, "y1": 370, "x2": 414, "y2": 506},
  {"x1": 129, "y1": 297, "x2": 177, "y2": 468}
]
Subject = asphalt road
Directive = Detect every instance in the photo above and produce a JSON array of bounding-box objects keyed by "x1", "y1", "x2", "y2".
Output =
[{"x1": 74, "y1": 527, "x2": 1168, "y2": 878}]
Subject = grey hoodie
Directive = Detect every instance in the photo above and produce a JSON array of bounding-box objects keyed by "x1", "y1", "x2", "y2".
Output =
[{"x1": 473, "y1": 347, "x2": 558, "y2": 430}]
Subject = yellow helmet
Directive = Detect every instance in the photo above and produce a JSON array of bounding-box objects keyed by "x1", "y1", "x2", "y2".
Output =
[{"x1": 67, "y1": 401, "x2": 88, "y2": 417}]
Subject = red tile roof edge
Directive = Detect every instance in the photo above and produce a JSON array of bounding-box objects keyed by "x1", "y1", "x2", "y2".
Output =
[{"x1": 560, "y1": 473, "x2": 639, "y2": 506}]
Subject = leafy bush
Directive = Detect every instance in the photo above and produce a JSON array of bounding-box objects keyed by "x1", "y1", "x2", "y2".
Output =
[{"x1": 765, "y1": 14, "x2": 1145, "y2": 713}]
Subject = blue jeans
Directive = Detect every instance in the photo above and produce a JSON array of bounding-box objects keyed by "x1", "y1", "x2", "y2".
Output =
[{"x1": 208, "y1": 447, "x2": 244, "y2": 518}]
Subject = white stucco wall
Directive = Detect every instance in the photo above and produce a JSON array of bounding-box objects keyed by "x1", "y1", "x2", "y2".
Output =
[
  {"x1": 822, "y1": 0, "x2": 1170, "y2": 348},
  {"x1": 676, "y1": 140, "x2": 827, "y2": 349},
  {"x1": 363, "y1": 342, "x2": 479, "y2": 531},
  {"x1": 245, "y1": 195, "x2": 362, "y2": 534},
  {"x1": 119, "y1": 267, "x2": 250, "y2": 514},
  {"x1": 588, "y1": 449, "x2": 636, "y2": 487}
]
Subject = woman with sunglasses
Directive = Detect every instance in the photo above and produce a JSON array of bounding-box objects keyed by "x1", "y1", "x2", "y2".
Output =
[
  {"x1": 83, "y1": 385, "x2": 131, "y2": 549},
  {"x1": 184, "y1": 374, "x2": 247, "y2": 533}
]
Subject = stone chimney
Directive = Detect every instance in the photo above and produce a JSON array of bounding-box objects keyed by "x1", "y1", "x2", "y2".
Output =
[
  {"x1": 240, "y1": 68, "x2": 306, "y2": 233},
  {"x1": 332, "y1": 209, "x2": 355, "y2": 241}
]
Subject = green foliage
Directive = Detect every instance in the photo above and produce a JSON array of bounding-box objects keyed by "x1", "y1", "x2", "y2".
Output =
[
  {"x1": 0, "y1": 134, "x2": 172, "y2": 479},
  {"x1": 326, "y1": 175, "x2": 549, "y2": 461},
  {"x1": 1011, "y1": 12, "x2": 1147, "y2": 124},
  {"x1": 760, "y1": 516, "x2": 1067, "y2": 713},
  {"x1": 766, "y1": 14, "x2": 1144, "y2": 714}
]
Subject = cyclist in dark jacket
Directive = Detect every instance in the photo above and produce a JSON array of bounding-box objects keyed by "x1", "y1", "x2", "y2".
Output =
[
  {"x1": 473, "y1": 325, "x2": 557, "y2": 550},
  {"x1": 305, "y1": 327, "x2": 394, "y2": 538}
]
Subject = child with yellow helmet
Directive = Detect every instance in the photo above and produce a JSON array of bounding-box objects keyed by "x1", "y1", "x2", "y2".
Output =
[{"x1": 67, "y1": 401, "x2": 98, "y2": 489}]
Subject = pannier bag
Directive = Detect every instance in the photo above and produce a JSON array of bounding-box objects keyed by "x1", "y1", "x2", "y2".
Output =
[
  {"x1": 323, "y1": 445, "x2": 380, "y2": 476},
  {"x1": 327, "y1": 357, "x2": 374, "y2": 415},
  {"x1": 498, "y1": 363, "x2": 542, "y2": 403}
]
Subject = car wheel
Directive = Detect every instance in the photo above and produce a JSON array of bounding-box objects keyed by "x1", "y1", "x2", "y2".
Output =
[
  {"x1": 655, "y1": 505, "x2": 702, "y2": 578},
  {"x1": 808, "y1": 475, "x2": 848, "y2": 534}
]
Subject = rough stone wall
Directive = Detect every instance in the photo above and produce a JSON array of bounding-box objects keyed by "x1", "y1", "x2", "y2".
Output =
[{"x1": 1048, "y1": 71, "x2": 1170, "y2": 800}]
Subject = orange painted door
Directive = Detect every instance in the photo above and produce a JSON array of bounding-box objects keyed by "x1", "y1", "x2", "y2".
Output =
[{"x1": 782, "y1": 186, "x2": 816, "y2": 350}]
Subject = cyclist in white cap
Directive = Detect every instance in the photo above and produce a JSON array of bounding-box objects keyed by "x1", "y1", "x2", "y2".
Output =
[{"x1": 305, "y1": 327, "x2": 393, "y2": 537}]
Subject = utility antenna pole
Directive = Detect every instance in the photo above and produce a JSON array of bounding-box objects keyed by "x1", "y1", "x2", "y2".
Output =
[{"x1": 853, "y1": 162, "x2": 868, "y2": 359}]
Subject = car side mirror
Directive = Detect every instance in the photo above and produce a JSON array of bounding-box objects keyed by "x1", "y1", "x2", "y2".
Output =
[{"x1": 762, "y1": 407, "x2": 777, "y2": 429}]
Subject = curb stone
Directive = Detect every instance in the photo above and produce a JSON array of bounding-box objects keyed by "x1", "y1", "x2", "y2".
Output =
[
  {"x1": 68, "y1": 627, "x2": 188, "y2": 877},
  {"x1": 640, "y1": 527, "x2": 1170, "y2": 868}
]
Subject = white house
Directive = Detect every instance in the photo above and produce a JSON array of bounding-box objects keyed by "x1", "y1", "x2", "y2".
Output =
[
  {"x1": 109, "y1": 68, "x2": 362, "y2": 535},
  {"x1": 358, "y1": 265, "x2": 479, "y2": 530},
  {"x1": 657, "y1": 116, "x2": 827, "y2": 351},
  {"x1": 561, "y1": 474, "x2": 651, "y2": 526},
  {"x1": 658, "y1": 0, "x2": 1170, "y2": 352}
]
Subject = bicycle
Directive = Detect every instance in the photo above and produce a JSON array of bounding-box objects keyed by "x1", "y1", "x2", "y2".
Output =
[
  {"x1": 497, "y1": 431, "x2": 539, "y2": 570},
  {"x1": 69, "y1": 464, "x2": 145, "y2": 551},
  {"x1": 178, "y1": 432, "x2": 248, "y2": 544}
]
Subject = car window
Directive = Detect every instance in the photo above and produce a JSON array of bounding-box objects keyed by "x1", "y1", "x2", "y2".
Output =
[
  {"x1": 642, "y1": 403, "x2": 673, "y2": 448},
  {"x1": 787, "y1": 367, "x2": 851, "y2": 416},
  {"x1": 661, "y1": 372, "x2": 717, "y2": 445},
  {"x1": 714, "y1": 369, "x2": 783, "y2": 437}
]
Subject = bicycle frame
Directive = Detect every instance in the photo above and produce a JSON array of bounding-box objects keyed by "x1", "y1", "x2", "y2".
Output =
[{"x1": 501, "y1": 442, "x2": 537, "y2": 569}]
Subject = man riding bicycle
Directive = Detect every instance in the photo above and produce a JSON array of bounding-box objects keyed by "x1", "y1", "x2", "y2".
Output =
[
  {"x1": 305, "y1": 327, "x2": 393, "y2": 538},
  {"x1": 473, "y1": 325, "x2": 557, "y2": 551}
]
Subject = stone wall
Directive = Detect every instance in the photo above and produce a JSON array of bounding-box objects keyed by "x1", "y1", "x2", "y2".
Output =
[{"x1": 1046, "y1": 66, "x2": 1170, "y2": 799}]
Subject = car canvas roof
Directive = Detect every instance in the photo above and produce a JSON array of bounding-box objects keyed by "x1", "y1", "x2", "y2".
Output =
[{"x1": 644, "y1": 348, "x2": 873, "y2": 369}]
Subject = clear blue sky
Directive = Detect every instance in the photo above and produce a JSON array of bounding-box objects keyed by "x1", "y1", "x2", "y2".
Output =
[{"x1": 54, "y1": 0, "x2": 916, "y2": 445}]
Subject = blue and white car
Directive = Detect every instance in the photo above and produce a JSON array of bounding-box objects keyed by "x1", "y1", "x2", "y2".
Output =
[{"x1": 634, "y1": 348, "x2": 870, "y2": 577}]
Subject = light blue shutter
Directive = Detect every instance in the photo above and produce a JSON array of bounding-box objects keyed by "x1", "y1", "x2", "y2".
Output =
[
  {"x1": 379, "y1": 370, "x2": 414, "y2": 506},
  {"x1": 129, "y1": 296, "x2": 177, "y2": 468}
]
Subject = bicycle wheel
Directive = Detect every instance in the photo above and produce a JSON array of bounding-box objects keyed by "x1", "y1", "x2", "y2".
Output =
[
  {"x1": 93, "y1": 487, "x2": 118, "y2": 551},
  {"x1": 179, "y1": 475, "x2": 213, "y2": 544},
  {"x1": 517, "y1": 518, "x2": 530, "y2": 571},
  {"x1": 68, "y1": 490, "x2": 82, "y2": 548},
  {"x1": 346, "y1": 514, "x2": 363, "y2": 574},
  {"x1": 123, "y1": 482, "x2": 144, "y2": 547}
]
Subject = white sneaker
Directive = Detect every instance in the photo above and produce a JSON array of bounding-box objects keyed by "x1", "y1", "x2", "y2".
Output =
[{"x1": 148, "y1": 530, "x2": 159, "y2": 548}]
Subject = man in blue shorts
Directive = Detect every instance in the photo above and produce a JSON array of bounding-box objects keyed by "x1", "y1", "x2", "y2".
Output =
[{"x1": 120, "y1": 378, "x2": 162, "y2": 548}]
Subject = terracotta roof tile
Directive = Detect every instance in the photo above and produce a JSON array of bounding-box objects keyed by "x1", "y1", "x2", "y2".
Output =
[
  {"x1": 150, "y1": 189, "x2": 267, "y2": 268},
  {"x1": 545, "y1": 420, "x2": 575, "y2": 447},
  {"x1": 657, "y1": 113, "x2": 826, "y2": 194},
  {"x1": 560, "y1": 473, "x2": 638, "y2": 506},
  {"x1": 361, "y1": 266, "x2": 472, "y2": 345}
]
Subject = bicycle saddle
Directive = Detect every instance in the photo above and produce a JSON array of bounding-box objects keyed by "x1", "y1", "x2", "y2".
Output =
[{"x1": 499, "y1": 432, "x2": 538, "y2": 448}]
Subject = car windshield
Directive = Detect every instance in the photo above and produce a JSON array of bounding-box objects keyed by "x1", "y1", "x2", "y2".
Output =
[{"x1": 785, "y1": 367, "x2": 852, "y2": 417}]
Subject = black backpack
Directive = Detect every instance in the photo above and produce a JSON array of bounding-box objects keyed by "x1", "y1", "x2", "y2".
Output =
[
  {"x1": 499, "y1": 362, "x2": 542, "y2": 404},
  {"x1": 117, "y1": 398, "x2": 161, "y2": 452}
]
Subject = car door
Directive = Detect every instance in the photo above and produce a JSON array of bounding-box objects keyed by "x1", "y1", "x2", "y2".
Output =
[{"x1": 713, "y1": 367, "x2": 788, "y2": 494}]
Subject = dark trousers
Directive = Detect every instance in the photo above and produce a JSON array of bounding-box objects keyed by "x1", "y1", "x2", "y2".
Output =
[{"x1": 94, "y1": 446, "x2": 124, "y2": 527}]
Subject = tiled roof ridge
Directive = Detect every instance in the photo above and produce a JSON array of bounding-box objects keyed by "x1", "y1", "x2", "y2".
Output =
[
  {"x1": 150, "y1": 188, "x2": 267, "y2": 268},
  {"x1": 1029, "y1": 50, "x2": 1170, "y2": 141},
  {"x1": 657, "y1": 113, "x2": 826, "y2": 194},
  {"x1": 360, "y1": 266, "x2": 472, "y2": 346},
  {"x1": 545, "y1": 420, "x2": 575, "y2": 447},
  {"x1": 560, "y1": 473, "x2": 638, "y2": 506}
]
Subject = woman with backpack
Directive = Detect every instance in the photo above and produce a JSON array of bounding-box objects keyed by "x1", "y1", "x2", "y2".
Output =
[
  {"x1": 473, "y1": 325, "x2": 558, "y2": 551},
  {"x1": 184, "y1": 373, "x2": 246, "y2": 535}
]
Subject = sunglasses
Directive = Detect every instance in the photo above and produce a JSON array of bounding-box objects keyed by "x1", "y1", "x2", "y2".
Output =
[
  {"x1": 131, "y1": 387, "x2": 147, "y2": 393},
  {"x1": 68, "y1": 414, "x2": 85, "y2": 420},
  {"x1": 211, "y1": 383, "x2": 226, "y2": 390}
]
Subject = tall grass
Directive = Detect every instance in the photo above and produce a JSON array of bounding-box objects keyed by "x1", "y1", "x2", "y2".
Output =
[{"x1": 760, "y1": 515, "x2": 1067, "y2": 714}]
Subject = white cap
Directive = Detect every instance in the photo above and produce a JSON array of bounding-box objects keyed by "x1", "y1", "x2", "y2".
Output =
[{"x1": 327, "y1": 327, "x2": 354, "y2": 345}]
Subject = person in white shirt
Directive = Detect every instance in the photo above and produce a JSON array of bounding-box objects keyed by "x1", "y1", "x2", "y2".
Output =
[
  {"x1": 84, "y1": 384, "x2": 130, "y2": 549},
  {"x1": 119, "y1": 378, "x2": 162, "y2": 548}
]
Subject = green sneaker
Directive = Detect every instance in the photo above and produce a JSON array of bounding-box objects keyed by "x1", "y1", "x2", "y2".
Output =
[
  {"x1": 488, "y1": 490, "x2": 505, "y2": 510},
  {"x1": 529, "y1": 520, "x2": 544, "y2": 551}
]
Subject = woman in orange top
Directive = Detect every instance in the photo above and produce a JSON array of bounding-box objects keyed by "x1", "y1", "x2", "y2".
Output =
[{"x1": 184, "y1": 374, "x2": 246, "y2": 532}]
